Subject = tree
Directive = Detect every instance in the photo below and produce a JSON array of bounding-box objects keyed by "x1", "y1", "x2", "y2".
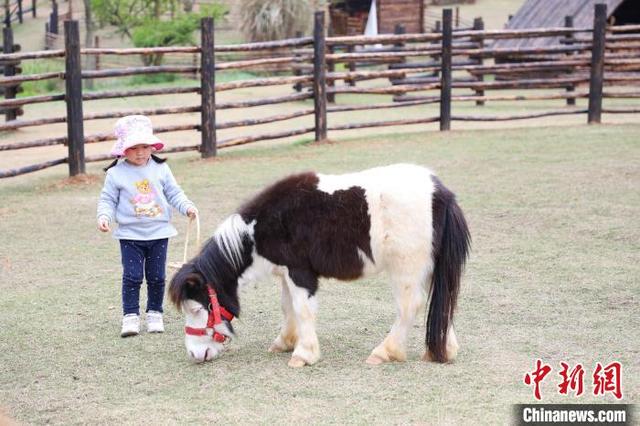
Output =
[
  {"x1": 83, "y1": 0, "x2": 96, "y2": 88},
  {"x1": 82, "y1": 0, "x2": 94, "y2": 47},
  {"x1": 91, "y1": 0, "x2": 180, "y2": 39},
  {"x1": 90, "y1": 0, "x2": 226, "y2": 67}
]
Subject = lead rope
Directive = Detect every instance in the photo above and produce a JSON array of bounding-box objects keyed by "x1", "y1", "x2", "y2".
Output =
[
  {"x1": 169, "y1": 214, "x2": 200, "y2": 270},
  {"x1": 181, "y1": 213, "x2": 201, "y2": 265}
]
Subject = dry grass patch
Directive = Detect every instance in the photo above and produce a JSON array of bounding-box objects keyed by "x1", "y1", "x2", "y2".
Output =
[{"x1": 0, "y1": 123, "x2": 638, "y2": 424}]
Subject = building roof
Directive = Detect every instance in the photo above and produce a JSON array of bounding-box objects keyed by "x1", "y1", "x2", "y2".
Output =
[{"x1": 493, "y1": 0, "x2": 627, "y2": 49}]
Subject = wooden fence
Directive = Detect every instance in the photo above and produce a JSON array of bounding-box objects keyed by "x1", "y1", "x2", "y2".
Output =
[
  {"x1": 1, "y1": 4, "x2": 639, "y2": 179},
  {"x1": 3, "y1": 0, "x2": 36, "y2": 26}
]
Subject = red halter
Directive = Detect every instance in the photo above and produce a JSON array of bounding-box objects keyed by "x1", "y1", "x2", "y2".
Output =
[{"x1": 184, "y1": 286, "x2": 234, "y2": 343}]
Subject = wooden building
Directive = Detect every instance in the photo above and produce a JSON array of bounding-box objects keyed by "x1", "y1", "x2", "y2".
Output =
[
  {"x1": 329, "y1": 0, "x2": 425, "y2": 36},
  {"x1": 493, "y1": 0, "x2": 640, "y2": 49}
]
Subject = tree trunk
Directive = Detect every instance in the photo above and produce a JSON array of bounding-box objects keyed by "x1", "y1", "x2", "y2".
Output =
[
  {"x1": 83, "y1": 0, "x2": 95, "y2": 89},
  {"x1": 153, "y1": 53, "x2": 164, "y2": 66},
  {"x1": 182, "y1": 0, "x2": 194, "y2": 12}
]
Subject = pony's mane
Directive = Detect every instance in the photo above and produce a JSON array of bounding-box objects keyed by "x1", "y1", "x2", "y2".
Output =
[
  {"x1": 213, "y1": 214, "x2": 254, "y2": 270},
  {"x1": 186, "y1": 214, "x2": 254, "y2": 314}
]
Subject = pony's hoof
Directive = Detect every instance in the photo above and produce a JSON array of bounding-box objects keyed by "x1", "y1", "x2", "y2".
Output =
[
  {"x1": 267, "y1": 344, "x2": 282, "y2": 353},
  {"x1": 268, "y1": 336, "x2": 295, "y2": 353},
  {"x1": 268, "y1": 343, "x2": 289, "y2": 353},
  {"x1": 365, "y1": 354, "x2": 386, "y2": 365},
  {"x1": 422, "y1": 351, "x2": 455, "y2": 363},
  {"x1": 288, "y1": 355, "x2": 307, "y2": 368}
]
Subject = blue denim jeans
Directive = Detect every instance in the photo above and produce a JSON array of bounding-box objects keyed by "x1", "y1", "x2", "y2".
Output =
[{"x1": 119, "y1": 238, "x2": 168, "y2": 315}]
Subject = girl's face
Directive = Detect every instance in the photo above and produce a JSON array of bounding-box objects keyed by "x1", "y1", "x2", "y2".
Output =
[{"x1": 124, "y1": 144, "x2": 154, "y2": 166}]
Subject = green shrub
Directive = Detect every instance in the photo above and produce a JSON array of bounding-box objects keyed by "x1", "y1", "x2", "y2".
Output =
[
  {"x1": 19, "y1": 60, "x2": 65, "y2": 97},
  {"x1": 132, "y1": 16, "x2": 196, "y2": 66},
  {"x1": 131, "y1": 72, "x2": 179, "y2": 84},
  {"x1": 197, "y1": 3, "x2": 228, "y2": 21},
  {"x1": 131, "y1": 5, "x2": 227, "y2": 66}
]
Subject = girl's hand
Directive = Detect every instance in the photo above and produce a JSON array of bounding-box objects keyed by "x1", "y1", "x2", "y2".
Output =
[
  {"x1": 98, "y1": 216, "x2": 111, "y2": 232},
  {"x1": 187, "y1": 207, "x2": 198, "y2": 219}
]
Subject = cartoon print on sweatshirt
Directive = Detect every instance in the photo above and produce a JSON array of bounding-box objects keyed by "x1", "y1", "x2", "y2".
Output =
[{"x1": 130, "y1": 179, "x2": 163, "y2": 217}]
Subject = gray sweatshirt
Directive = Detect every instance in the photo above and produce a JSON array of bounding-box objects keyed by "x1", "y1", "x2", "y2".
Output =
[{"x1": 97, "y1": 159, "x2": 195, "y2": 240}]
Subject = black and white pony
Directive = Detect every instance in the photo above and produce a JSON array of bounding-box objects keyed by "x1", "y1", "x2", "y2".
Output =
[{"x1": 169, "y1": 164, "x2": 470, "y2": 367}]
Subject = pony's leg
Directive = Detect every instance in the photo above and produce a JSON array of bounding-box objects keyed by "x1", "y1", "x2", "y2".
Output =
[
  {"x1": 366, "y1": 272, "x2": 425, "y2": 365},
  {"x1": 284, "y1": 268, "x2": 320, "y2": 368},
  {"x1": 423, "y1": 324, "x2": 459, "y2": 362},
  {"x1": 268, "y1": 276, "x2": 298, "y2": 353}
]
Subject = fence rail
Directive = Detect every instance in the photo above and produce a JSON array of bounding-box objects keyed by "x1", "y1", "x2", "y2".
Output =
[{"x1": 1, "y1": 4, "x2": 639, "y2": 179}]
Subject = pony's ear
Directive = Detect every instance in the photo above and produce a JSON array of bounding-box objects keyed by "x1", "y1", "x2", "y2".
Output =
[
  {"x1": 169, "y1": 264, "x2": 205, "y2": 308},
  {"x1": 184, "y1": 272, "x2": 205, "y2": 289}
]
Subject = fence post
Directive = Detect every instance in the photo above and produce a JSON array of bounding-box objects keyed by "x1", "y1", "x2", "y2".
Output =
[
  {"x1": 293, "y1": 30, "x2": 302, "y2": 92},
  {"x1": 200, "y1": 17, "x2": 217, "y2": 158},
  {"x1": 32, "y1": 0, "x2": 35, "y2": 17},
  {"x1": 17, "y1": 0, "x2": 23, "y2": 23},
  {"x1": 94, "y1": 35, "x2": 100, "y2": 71},
  {"x1": 564, "y1": 15, "x2": 576, "y2": 106},
  {"x1": 439, "y1": 9, "x2": 452, "y2": 131},
  {"x1": 50, "y1": 1, "x2": 58, "y2": 34},
  {"x1": 394, "y1": 24, "x2": 406, "y2": 50},
  {"x1": 472, "y1": 17, "x2": 484, "y2": 106},
  {"x1": 588, "y1": 3, "x2": 606, "y2": 124},
  {"x1": 3, "y1": 27, "x2": 17, "y2": 122},
  {"x1": 313, "y1": 11, "x2": 328, "y2": 142},
  {"x1": 327, "y1": 26, "x2": 335, "y2": 104},
  {"x1": 64, "y1": 20, "x2": 85, "y2": 176},
  {"x1": 347, "y1": 43, "x2": 356, "y2": 86},
  {"x1": 432, "y1": 20, "x2": 441, "y2": 79},
  {"x1": 393, "y1": 24, "x2": 406, "y2": 99},
  {"x1": 85, "y1": 36, "x2": 94, "y2": 91}
]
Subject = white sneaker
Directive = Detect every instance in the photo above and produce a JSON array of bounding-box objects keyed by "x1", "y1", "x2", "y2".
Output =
[
  {"x1": 121, "y1": 314, "x2": 140, "y2": 337},
  {"x1": 146, "y1": 311, "x2": 164, "y2": 333}
]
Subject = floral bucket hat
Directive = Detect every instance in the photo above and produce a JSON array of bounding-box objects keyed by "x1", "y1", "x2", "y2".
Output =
[{"x1": 110, "y1": 115, "x2": 164, "y2": 157}]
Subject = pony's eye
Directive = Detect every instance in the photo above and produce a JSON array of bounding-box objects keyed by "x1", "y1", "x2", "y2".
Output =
[{"x1": 190, "y1": 306, "x2": 204, "y2": 315}]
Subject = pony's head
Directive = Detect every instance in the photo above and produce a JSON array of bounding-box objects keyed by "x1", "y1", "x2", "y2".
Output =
[
  {"x1": 168, "y1": 214, "x2": 255, "y2": 363},
  {"x1": 169, "y1": 262, "x2": 235, "y2": 362}
]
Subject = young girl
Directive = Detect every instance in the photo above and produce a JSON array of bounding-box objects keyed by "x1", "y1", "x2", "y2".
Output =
[{"x1": 97, "y1": 115, "x2": 198, "y2": 337}]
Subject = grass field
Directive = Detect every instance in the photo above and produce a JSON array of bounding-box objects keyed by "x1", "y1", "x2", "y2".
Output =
[{"x1": 0, "y1": 123, "x2": 638, "y2": 424}]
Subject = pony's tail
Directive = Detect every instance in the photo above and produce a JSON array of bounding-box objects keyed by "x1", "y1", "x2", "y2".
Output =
[{"x1": 426, "y1": 177, "x2": 471, "y2": 363}]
